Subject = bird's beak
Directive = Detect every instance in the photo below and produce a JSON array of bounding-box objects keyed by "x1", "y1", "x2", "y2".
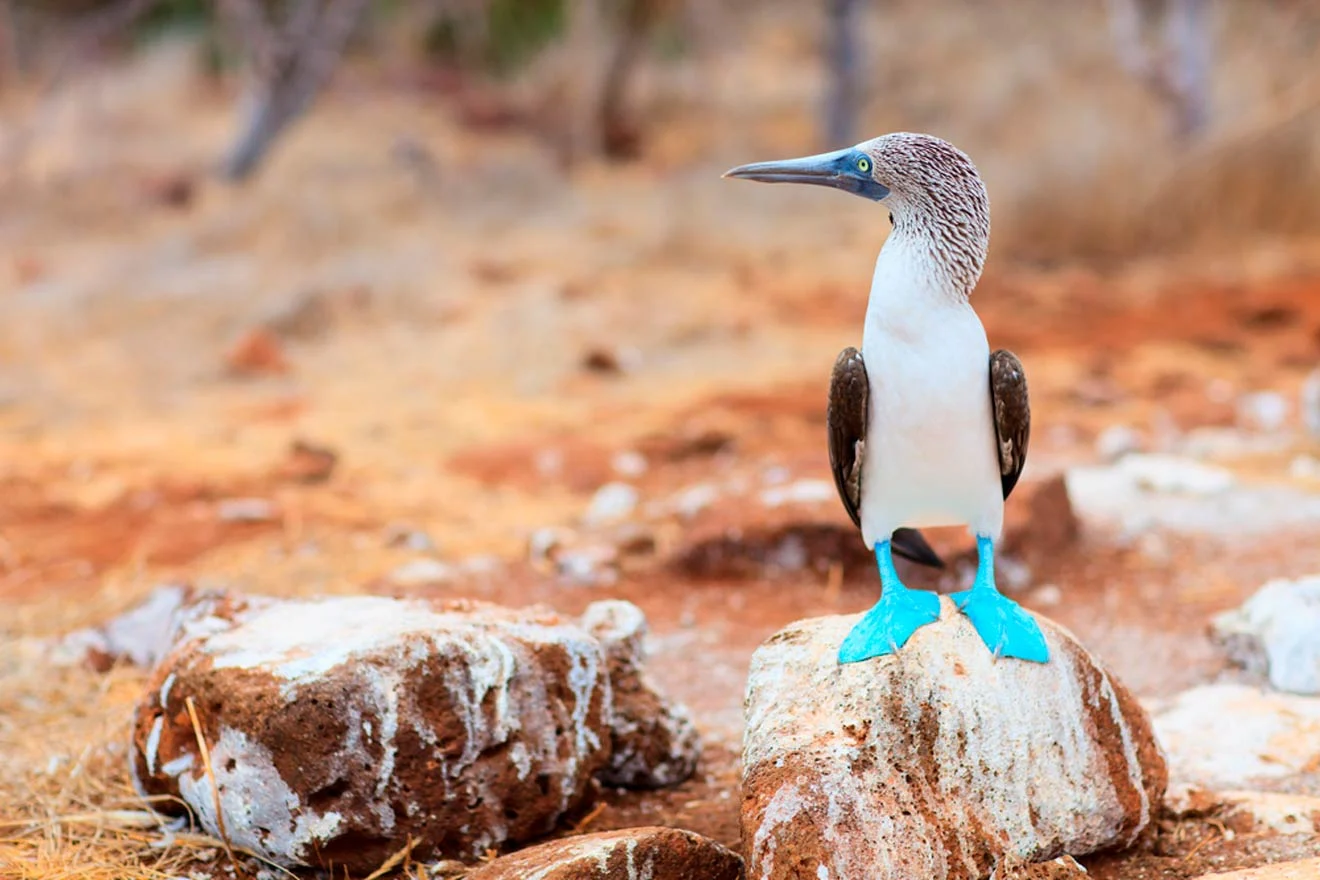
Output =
[{"x1": 722, "y1": 148, "x2": 890, "y2": 201}]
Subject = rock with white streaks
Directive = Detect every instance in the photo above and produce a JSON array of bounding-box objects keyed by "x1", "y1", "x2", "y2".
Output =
[
  {"x1": 130, "y1": 593, "x2": 698, "y2": 871},
  {"x1": 464, "y1": 827, "x2": 744, "y2": 880},
  {"x1": 741, "y1": 600, "x2": 1167, "y2": 880},
  {"x1": 1211, "y1": 575, "x2": 1320, "y2": 695}
]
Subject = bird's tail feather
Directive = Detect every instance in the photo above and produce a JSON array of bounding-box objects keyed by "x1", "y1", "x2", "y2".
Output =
[{"x1": 892, "y1": 527, "x2": 944, "y2": 568}]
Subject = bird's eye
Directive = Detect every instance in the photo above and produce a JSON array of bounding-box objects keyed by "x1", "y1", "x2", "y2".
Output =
[{"x1": 856, "y1": 156, "x2": 871, "y2": 173}]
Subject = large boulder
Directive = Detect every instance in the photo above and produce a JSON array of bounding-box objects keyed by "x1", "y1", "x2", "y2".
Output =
[
  {"x1": 741, "y1": 599, "x2": 1167, "y2": 880},
  {"x1": 464, "y1": 827, "x2": 744, "y2": 880},
  {"x1": 130, "y1": 593, "x2": 699, "y2": 871}
]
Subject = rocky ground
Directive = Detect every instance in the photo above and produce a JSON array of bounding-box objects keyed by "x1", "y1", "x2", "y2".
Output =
[{"x1": 4, "y1": 22, "x2": 1320, "y2": 880}]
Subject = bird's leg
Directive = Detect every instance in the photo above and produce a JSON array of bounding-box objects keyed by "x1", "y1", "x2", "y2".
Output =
[
  {"x1": 951, "y1": 534, "x2": 1050, "y2": 663},
  {"x1": 838, "y1": 538, "x2": 942, "y2": 664}
]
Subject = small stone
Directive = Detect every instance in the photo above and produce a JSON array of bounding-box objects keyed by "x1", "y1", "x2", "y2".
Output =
[
  {"x1": 216, "y1": 498, "x2": 277, "y2": 523},
  {"x1": 556, "y1": 544, "x2": 620, "y2": 586},
  {"x1": 581, "y1": 347, "x2": 622, "y2": 374},
  {"x1": 1150, "y1": 683, "x2": 1320, "y2": 789},
  {"x1": 610, "y1": 450, "x2": 648, "y2": 477},
  {"x1": 274, "y1": 440, "x2": 337, "y2": 484},
  {"x1": 464, "y1": 827, "x2": 743, "y2": 880},
  {"x1": 1094, "y1": 425, "x2": 1143, "y2": 461},
  {"x1": 1029, "y1": 584, "x2": 1063, "y2": 608},
  {"x1": 528, "y1": 526, "x2": 570, "y2": 566},
  {"x1": 224, "y1": 328, "x2": 289, "y2": 377},
  {"x1": 1300, "y1": 368, "x2": 1320, "y2": 440},
  {"x1": 55, "y1": 584, "x2": 194, "y2": 670},
  {"x1": 1237, "y1": 391, "x2": 1291, "y2": 433},
  {"x1": 759, "y1": 478, "x2": 834, "y2": 507},
  {"x1": 384, "y1": 525, "x2": 437, "y2": 553},
  {"x1": 672, "y1": 484, "x2": 719, "y2": 520},
  {"x1": 1210, "y1": 575, "x2": 1320, "y2": 694},
  {"x1": 742, "y1": 602, "x2": 1166, "y2": 880},
  {"x1": 387, "y1": 558, "x2": 455, "y2": 586},
  {"x1": 584, "y1": 482, "x2": 639, "y2": 526},
  {"x1": 1289, "y1": 455, "x2": 1320, "y2": 481}
]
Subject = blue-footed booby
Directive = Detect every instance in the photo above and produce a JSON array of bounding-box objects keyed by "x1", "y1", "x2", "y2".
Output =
[{"x1": 724, "y1": 132, "x2": 1048, "y2": 665}]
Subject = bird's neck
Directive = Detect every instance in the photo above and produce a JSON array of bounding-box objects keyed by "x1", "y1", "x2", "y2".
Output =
[{"x1": 863, "y1": 219, "x2": 985, "y2": 341}]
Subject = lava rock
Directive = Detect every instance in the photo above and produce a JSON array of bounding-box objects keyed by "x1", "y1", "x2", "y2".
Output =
[
  {"x1": 130, "y1": 593, "x2": 698, "y2": 871},
  {"x1": 1211, "y1": 575, "x2": 1320, "y2": 694},
  {"x1": 741, "y1": 600, "x2": 1167, "y2": 880},
  {"x1": 464, "y1": 827, "x2": 744, "y2": 880},
  {"x1": 1190, "y1": 859, "x2": 1320, "y2": 880},
  {"x1": 1150, "y1": 683, "x2": 1320, "y2": 790},
  {"x1": 581, "y1": 601, "x2": 700, "y2": 789}
]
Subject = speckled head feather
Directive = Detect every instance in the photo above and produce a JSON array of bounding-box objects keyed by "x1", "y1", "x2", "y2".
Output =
[{"x1": 857, "y1": 132, "x2": 990, "y2": 300}]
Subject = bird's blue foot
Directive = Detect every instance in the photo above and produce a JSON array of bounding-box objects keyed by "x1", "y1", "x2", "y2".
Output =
[
  {"x1": 839, "y1": 540, "x2": 942, "y2": 664},
  {"x1": 951, "y1": 534, "x2": 1050, "y2": 663}
]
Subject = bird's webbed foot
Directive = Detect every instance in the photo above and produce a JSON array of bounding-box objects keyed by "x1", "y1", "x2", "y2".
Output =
[
  {"x1": 951, "y1": 535, "x2": 1050, "y2": 663},
  {"x1": 838, "y1": 540, "x2": 942, "y2": 664}
]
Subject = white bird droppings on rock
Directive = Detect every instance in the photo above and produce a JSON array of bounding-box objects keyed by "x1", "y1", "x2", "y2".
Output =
[
  {"x1": 1094, "y1": 424, "x2": 1143, "y2": 461},
  {"x1": 1211, "y1": 575, "x2": 1320, "y2": 694},
  {"x1": 741, "y1": 601, "x2": 1166, "y2": 880},
  {"x1": 1150, "y1": 683, "x2": 1320, "y2": 790},
  {"x1": 215, "y1": 497, "x2": 278, "y2": 522},
  {"x1": 131, "y1": 593, "x2": 699, "y2": 871}
]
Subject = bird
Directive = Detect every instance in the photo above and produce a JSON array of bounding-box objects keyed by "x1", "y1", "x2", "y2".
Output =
[{"x1": 723, "y1": 132, "x2": 1049, "y2": 665}]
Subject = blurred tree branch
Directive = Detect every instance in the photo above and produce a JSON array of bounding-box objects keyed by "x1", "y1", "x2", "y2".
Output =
[
  {"x1": 215, "y1": 0, "x2": 370, "y2": 181},
  {"x1": 1107, "y1": 0, "x2": 1212, "y2": 140},
  {"x1": 823, "y1": 0, "x2": 860, "y2": 145}
]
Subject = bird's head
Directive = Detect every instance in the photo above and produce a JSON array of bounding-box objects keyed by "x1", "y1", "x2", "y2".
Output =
[{"x1": 723, "y1": 132, "x2": 990, "y2": 294}]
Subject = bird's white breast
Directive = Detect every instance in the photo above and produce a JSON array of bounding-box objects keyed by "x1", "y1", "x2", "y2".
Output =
[{"x1": 857, "y1": 240, "x2": 1004, "y2": 547}]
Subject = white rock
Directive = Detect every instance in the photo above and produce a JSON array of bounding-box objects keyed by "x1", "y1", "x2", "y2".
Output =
[
  {"x1": 1236, "y1": 391, "x2": 1291, "y2": 433},
  {"x1": 741, "y1": 601, "x2": 1167, "y2": 880},
  {"x1": 584, "y1": 481, "x2": 639, "y2": 526},
  {"x1": 216, "y1": 497, "x2": 277, "y2": 522},
  {"x1": 1211, "y1": 575, "x2": 1320, "y2": 694},
  {"x1": 1119, "y1": 454, "x2": 1236, "y2": 495},
  {"x1": 1150, "y1": 683, "x2": 1320, "y2": 790},
  {"x1": 671, "y1": 483, "x2": 719, "y2": 520},
  {"x1": 387, "y1": 558, "x2": 455, "y2": 586},
  {"x1": 1289, "y1": 455, "x2": 1320, "y2": 481},
  {"x1": 1094, "y1": 425, "x2": 1143, "y2": 461},
  {"x1": 1301, "y1": 368, "x2": 1320, "y2": 441},
  {"x1": 759, "y1": 479, "x2": 834, "y2": 508},
  {"x1": 610, "y1": 450, "x2": 648, "y2": 477}
]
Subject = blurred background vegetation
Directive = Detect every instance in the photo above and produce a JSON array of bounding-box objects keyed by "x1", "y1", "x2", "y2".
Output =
[{"x1": 2, "y1": 0, "x2": 1320, "y2": 265}]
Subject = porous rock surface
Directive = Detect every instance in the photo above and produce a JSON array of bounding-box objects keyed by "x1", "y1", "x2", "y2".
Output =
[
  {"x1": 463, "y1": 827, "x2": 745, "y2": 880},
  {"x1": 741, "y1": 599, "x2": 1167, "y2": 880},
  {"x1": 130, "y1": 593, "x2": 699, "y2": 871}
]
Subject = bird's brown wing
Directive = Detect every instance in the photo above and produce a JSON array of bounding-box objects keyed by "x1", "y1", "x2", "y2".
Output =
[
  {"x1": 828, "y1": 347, "x2": 943, "y2": 568},
  {"x1": 989, "y1": 349, "x2": 1031, "y2": 500}
]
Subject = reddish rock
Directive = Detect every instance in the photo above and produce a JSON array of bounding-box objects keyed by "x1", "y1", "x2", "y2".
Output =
[
  {"x1": 129, "y1": 593, "x2": 699, "y2": 871},
  {"x1": 581, "y1": 601, "x2": 700, "y2": 789},
  {"x1": 273, "y1": 439, "x2": 339, "y2": 484},
  {"x1": 464, "y1": 827, "x2": 744, "y2": 880},
  {"x1": 741, "y1": 600, "x2": 1167, "y2": 880}
]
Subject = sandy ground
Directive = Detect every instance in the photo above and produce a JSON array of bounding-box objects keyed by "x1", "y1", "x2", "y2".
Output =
[{"x1": 4, "y1": 9, "x2": 1320, "y2": 878}]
